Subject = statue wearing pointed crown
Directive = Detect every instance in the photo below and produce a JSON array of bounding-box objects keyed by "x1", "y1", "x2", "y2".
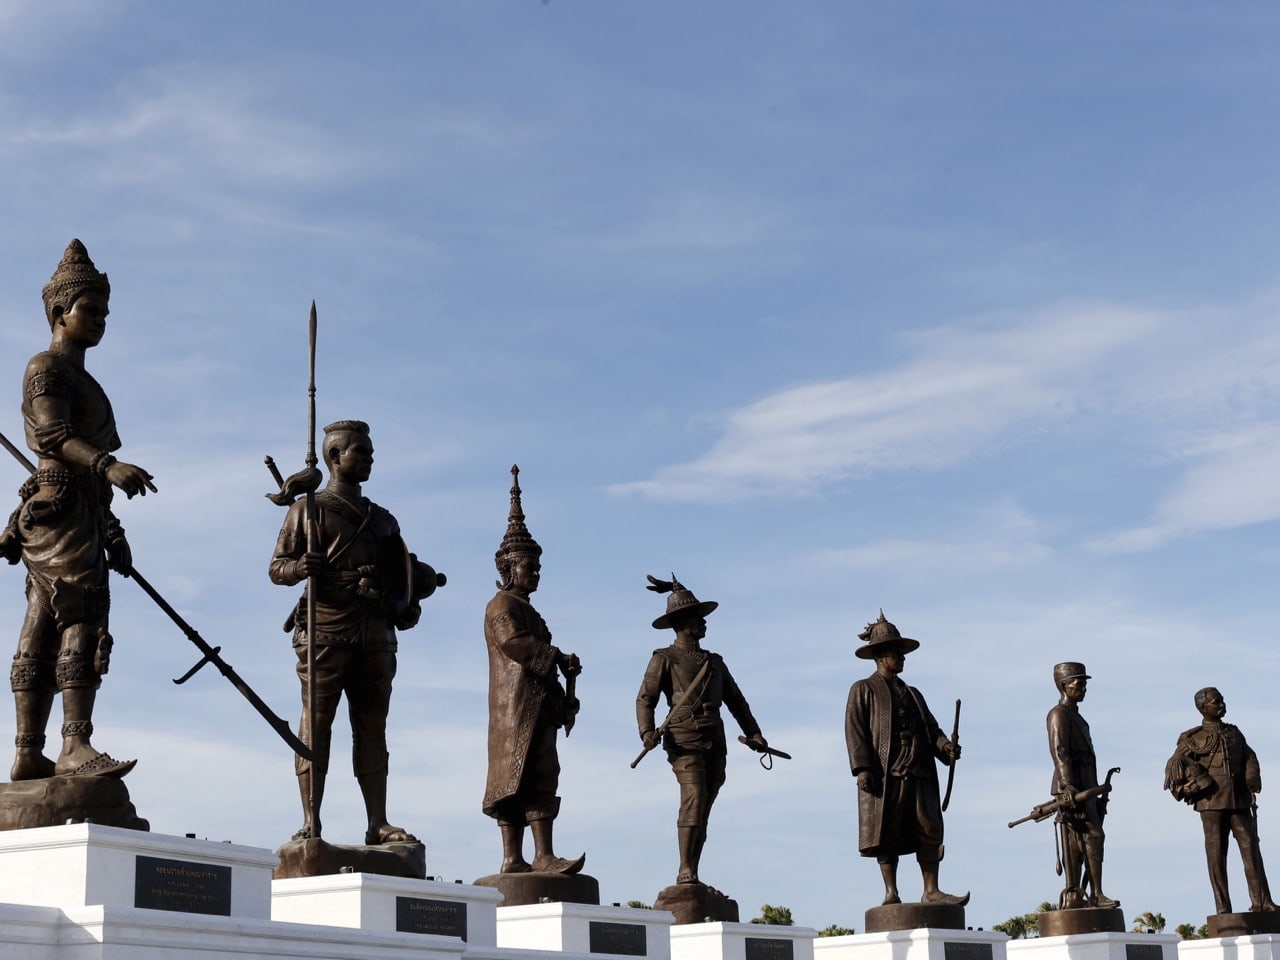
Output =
[
  {"x1": 0, "y1": 240, "x2": 156, "y2": 784},
  {"x1": 480, "y1": 466, "x2": 585, "y2": 885}
]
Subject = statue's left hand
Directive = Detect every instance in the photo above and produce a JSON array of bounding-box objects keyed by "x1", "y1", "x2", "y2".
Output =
[
  {"x1": 106, "y1": 537, "x2": 133, "y2": 577},
  {"x1": 942, "y1": 740, "x2": 961, "y2": 764},
  {"x1": 0, "y1": 527, "x2": 19, "y2": 565}
]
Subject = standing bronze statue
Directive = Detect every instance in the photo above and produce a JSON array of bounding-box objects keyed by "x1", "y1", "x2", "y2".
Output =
[
  {"x1": 0, "y1": 240, "x2": 155, "y2": 782},
  {"x1": 475, "y1": 466, "x2": 596, "y2": 905},
  {"x1": 269, "y1": 419, "x2": 441, "y2": 851},
  {"x1": 636, "y1": 574, "x2": 778, "y2": 922},
  {"x1": 845, "y1": 612, "x2": 967, "y2": 931},
  {"x1": 1165, "y1": 687, "x2": 1277, "y2": 924},
  {"x1": 1046, "y1": 662, "x2": 1117, "y2": 911}
]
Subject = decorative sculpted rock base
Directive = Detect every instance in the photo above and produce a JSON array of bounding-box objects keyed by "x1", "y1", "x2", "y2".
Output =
[
  {"x1": 1037, "y1": 907, "x2": 1124, "y2": 937},
  {"x1": 0, "y1": 776, "x2": 147, "y2": 832},
  {"x1": 473, "y1": 871, "x2": 600, "y2": 908},
  {"x1": 273, "y1": 836, "x2": 425, "y2": 880},
  {"x1": 1206, "y1": 911, "x2": 1280, "y2": 937},
  {"x1": 864, "y1": 902, "x2": 965, "y2": 934},
  {"x1": 654, "y1": 882, "x2": 739, "y2": 925}
]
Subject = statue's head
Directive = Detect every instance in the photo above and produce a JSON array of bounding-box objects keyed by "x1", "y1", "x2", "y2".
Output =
[
  {"x1": 854, "y1": 611, "x2": 919, "y2": 660},
  {"x1": 495, "y1": 465, "x2": 542, "y2": 591},
  {"x1": 42, "y1": 239, "x2": 110, "y2": 329},
  {"x1": 647, "y1": 574, "x2": 718, "y2": 632},
  {"x1": 1053, "y1": 661, "x2": 1090, "y2": 696},
  {"x1": 321, "y1": 420, "x2": 373, "y2": 480},
  {"x1": 1194, "y1": 686, "x2": 1225, "y2": 719}
]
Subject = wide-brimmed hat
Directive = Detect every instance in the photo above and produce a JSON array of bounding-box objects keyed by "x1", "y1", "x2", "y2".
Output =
[
  {"x1": 854, "y1": 611, "x2": 920, "y2": 659},
  {"x1": 647, "y1": 574, "x2": 718, "y2": 630}
]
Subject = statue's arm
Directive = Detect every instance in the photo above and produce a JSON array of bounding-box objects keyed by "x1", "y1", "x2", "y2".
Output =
[
  {"x1": 720, "y1": 659, "x2": 763, "y2": 744},
  {"x1": 487, "y1": 603, "x2": 557, "y2": 676},
  {"x1": 635, "y1": 653, "x2": 665, "y2": 744},
  {"x1": 1244, "y1": 735, "x2": 1262, "y2": 794},
  {"x1": 268, "y1": 501, "x2": 309, "y2": 585},
  {"x1": 1046, "y1": 708, "x2": 1077, "y2": 801}
]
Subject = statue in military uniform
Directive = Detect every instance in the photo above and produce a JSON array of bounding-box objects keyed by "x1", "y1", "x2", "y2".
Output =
[
  {"x1": 482, "y1": 465, "x2": 584, "y2": 876},
  {"x1": 1, "y1": 240, "x2": 156, "y2": 782},
  {"x1": 636, "y1": 574, "x2": 768, "y2": 887},
  {"x1": 845, "y1": 612, "x2": 967, "y2": 909},
  {"x1": 269, "y1": 419, "x2": 441, "y2": 846},
  {"x1": 1046, "y1": 662, "x2": 1118, "y2": 910},
  {"x1": 1165, "y1": 687, "x2": 1276, "y2": 915}
]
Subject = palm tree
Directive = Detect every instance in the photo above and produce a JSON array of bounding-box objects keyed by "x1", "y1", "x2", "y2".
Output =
[{"x1": 1131, "y1": 911, "x2": 1166, "y2": 933}]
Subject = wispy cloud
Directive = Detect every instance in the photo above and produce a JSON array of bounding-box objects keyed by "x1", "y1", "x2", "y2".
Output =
[{"x1": 611, "y1": 302, "x2": 1161, "y2": 501}]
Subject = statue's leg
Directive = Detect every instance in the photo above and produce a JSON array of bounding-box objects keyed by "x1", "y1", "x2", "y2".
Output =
[
  {"x1": 917, "y1": 778, "x2": 968, "y2": 905},
  {"x1": 878, "y1": 856, "x2": 901, "y2": 905},
  {"x1": 11, "y1": 602, "x2": 56, "y2": 780},
  {"x1": 53, "y1": 622, "x2": 130, "y2": 776},
  {"x1": 1084, "y1": 817, "x2": 1117, "y2": 909},
  {"x1": 1058, "y1": 821, "x2": 1085, "y2": 908},
  {"x1": 351, "y1": 650, "x2": 416, "y2": 845},
  {"x1": 293, "y1": 645, "x2": 342, "y2": 840},
  {"x1": 1228, "y1": 810, "x2": 1274, "y2": 911},
  {"x1": 672, "y1": 750, "x2": 704, "y2": 883},
  {"x1": 499, "y1": 818, "x2": 531, "y2": 873}
]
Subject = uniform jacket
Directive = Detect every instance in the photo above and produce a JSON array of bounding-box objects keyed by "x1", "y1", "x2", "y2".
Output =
[
  {"x1": 1047, "y1": 702, "x2": 1099, "y2": 795},
  {"x1": 1166, "y1": 722, "x2": 1260, "y2": 811},
  {"x1": 636, "y1": 643, "x2": 760, "y2": 753}
]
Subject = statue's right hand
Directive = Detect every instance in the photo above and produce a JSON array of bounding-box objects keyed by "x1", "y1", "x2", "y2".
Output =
[
  {"x1": 105, "y1": 461, "x2": 157, "y2": 499},
  {"x1": 1057, "y1": 785, "x2": 1078, "y2": 808},
  {"x1": 642, "y1": 730, "x2": 661, "y2": 750},
  {"x1": 292, "y1": 552, "x2": 326, "y2": 580},
  {"x1": 857, "y1": 771, "x2": 882, "y2": 796}
]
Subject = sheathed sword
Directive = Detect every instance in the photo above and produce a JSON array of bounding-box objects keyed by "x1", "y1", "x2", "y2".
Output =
[
  {"x1": 941, "y1": 698, "x2": 961, "y2": 812},
  {"x1": 0, "y1": 429, "x2": 313, "y2": 762}
]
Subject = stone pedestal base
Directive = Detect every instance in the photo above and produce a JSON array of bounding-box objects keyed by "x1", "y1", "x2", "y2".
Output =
[
  {"x1": 669, "y1": 920, "x2": 816, "y2": 960},
  {"x1": 816, "y1": 926, "x2": 1008, "y2": 960},
  {"x1": 497, "y1": 900, "x2": 674, "y2": 959},
  {"x1": 1180, "y1": 933, "x2": 1280, "y2": 960},
  {"x1": 655, "y1": 883, "x2": 739, "y2": 925},
  {"x1": 0, "y1": 777, "x2": 148, "y2": 832},
  {"x1": 1007, "y1": 930, "x2": 1178, "y2": 960},
  {"x1": 864, "y1": 902, "x2": 966, "y2": 933},
  {"x1": 273, "y1": 836, "x2": 425, "y2": 879},
  {"x1": 272, "y1": 872, "x2": 502, "y2": 945},
  {"x1": 1037, "y1": 908, "x2": 1124, "y2": 936},
  {"x1": 473, "y1": 870, "x2": 600, "y2": 907},
  {"x1": 1208, "y1": 913, "x2": 1280, "y2": 937}
]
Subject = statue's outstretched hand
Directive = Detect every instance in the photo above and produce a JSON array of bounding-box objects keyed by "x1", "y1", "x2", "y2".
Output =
[{"x1": 106, "y1": 461, "x2": 157, "y2": 499}]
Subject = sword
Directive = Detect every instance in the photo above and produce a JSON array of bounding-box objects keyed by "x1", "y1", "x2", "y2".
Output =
[
  {"x1": 942, "y1": 698, "x2": 961, "y2": 811},
  {"x1": 0, "y1": 429, "x2": 313, "y2": 762}
]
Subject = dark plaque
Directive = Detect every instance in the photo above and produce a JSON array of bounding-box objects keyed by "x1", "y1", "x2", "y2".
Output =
[
  {"x1": 133, "y1": 855, "x2": 232, "y2": 916},
  {"x1": 396, "y1": 897, "x2": 468, "y2": 939},
  {"x1": 589, "y1": 921, "x2": 647, "y2": 956},
  {"x1": 1125, "y1": 946, "x2": 1163, "y2": 960},
  {"x1": 746, "y1": 938, "x2": 794, "y2": 960},
  {"x1": 945, "y1": 943, "x2": 993, "y2": 960}
]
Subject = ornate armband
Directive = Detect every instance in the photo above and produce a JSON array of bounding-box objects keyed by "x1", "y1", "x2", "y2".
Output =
[{"x1": 90, "y1": 450, "x2": 117, "y2": 478}]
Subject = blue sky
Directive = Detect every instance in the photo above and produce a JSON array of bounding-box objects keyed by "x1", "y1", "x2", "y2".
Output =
[{"x1": 3, "y1": 0, "x2": 1280, "y2": 934}]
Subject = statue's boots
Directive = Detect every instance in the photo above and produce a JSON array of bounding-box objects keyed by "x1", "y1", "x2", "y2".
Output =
[{"x1": 530, "y1": 819, "x2": 585, "y2": 874}]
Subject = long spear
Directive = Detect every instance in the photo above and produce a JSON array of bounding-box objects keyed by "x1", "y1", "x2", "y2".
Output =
[
  {"x1": 304, "y1": 301, "x2": 320, "y2": 835},
  {"x1": 0, "y1": 430, "x2": 313, "y2": 761}
]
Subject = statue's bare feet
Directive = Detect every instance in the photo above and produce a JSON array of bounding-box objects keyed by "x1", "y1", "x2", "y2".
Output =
[
  {"x1": 292, "y1": 824, "x2": 319, "y2": 841},
  {"x1": 54, "y1": 748, "x2": 135, "y2": 778},
  {"x1": 501, "y1": 857, "x2": 533, "y2": 874},
  {"x1": 365, "y1": 823, "x2": 418, "y2": 845},
  {"x1": 1258, "y1": 901, "x2": 1278, "y2": 913},
  {"x1": 922, "y1": 890, "x2": 970, "y2": 907},
  {"x1": 532, "y1": 852, "x2": 586, "y2": 875},
  {"x1": 676, "y1": 868, "x2": 699, "y2": 885},
  {"x1": 882, "y1": 891, "x2": 902, "y2": 906},
  {"x1": 1093, "y1": 893, "x2": 1119, "y2": 910},
  {"x1": 11, "y1": 749, "x2": 56, "y2": 781}
]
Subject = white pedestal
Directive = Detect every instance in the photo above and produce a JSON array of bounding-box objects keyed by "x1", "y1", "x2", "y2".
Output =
[
  {"x1": 815, "y1": 927, "x2": 1008, "y2": 960},
  {"x1": 272, "y1": 872, "x2": 503, "y2": 946},
  {"x1": 1007, "y1": 932, "x2": 1179, "y2": 960},
  {"x1": 0, "y1": 822, "x2": 275, "y2": 919},
  {"x1": 1179, "y1": 935, "x2": 1280, "y2": 960},
  {"x1": 669, "y1": 921, "x2": 817, "y2": 960},
  {"x1": 497, "y1": 901, "x2": 675, "y2": 959}
]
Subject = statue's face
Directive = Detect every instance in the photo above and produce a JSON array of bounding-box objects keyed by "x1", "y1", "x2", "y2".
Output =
[
  {"x1": 512, "y1": 556, "x2": 541, "y2": 594},
  {"x1": 1199, "y1": 689, "x2": 1226, "y2": 721},
  {"x1": 674, "y1": 614, "x2": 707, "y2": 641},
  {"x1": 333, "y1": 435, "x2": 374, "y2": 483},
  {"x1": 59, "y1": 292, "x2": 109, "y2": 347},
  {"x1": 1063, "y1": 677, "x2": 1087, "y2": 703},
  {"x1": 876, "y1": 649, "x2": 905, "y2": 675}
]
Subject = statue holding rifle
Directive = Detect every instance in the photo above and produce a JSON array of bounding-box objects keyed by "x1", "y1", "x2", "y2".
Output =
[
  {"x1": 0, "y1": 240, "x2": 155, "y2": 784},
  {"x1": 635, "y1": 574, "x2": 783, "y2": 923},
  {"x1": 845, "y1": 612, "x2": 967, "y2": 931}
]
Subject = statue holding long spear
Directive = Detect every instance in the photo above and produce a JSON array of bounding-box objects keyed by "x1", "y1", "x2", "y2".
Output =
[{"x1": 267, "y1": 302, "x2": 445, "y2": 854}]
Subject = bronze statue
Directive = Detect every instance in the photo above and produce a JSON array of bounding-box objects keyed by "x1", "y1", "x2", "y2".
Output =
[
  {"x1": 845, "y1": 613, "x2": 967, "y2": 909},
  {"x1": 482, "y1": 465, "x2": 584, "y2": 875},
  {"x1": 269, "y1": 419, "x2": 441, "y2": 845},
  {"x1": 636, "y1": 574, "x2": 769, "y2": 887},
  {"x1": 1047, "y1": 662, "x2": 1118, "y2": 910},
  {"x1": 0, "y1": 240, "x2": 155, "y2": 782},
  {"x1": 1165, "y1": 687, "x2": 1276, "y2": 915}
]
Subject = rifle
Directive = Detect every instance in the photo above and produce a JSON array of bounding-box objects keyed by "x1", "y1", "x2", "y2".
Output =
[
  {"x1": 1008, "y1": 766, "x2": 1120, "y2": 828},
  {"x1": 0, "y1": 429, "x2": 314, "y2": 762}
]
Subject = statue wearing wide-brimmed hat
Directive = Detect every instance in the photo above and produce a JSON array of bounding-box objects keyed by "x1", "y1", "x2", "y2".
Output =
[
  {"x1": 846, "y1": 612, "x2": 967, "y2": 928},
  {"x1": 635, "y1": 573, "x2": 772, "y2": 920}
]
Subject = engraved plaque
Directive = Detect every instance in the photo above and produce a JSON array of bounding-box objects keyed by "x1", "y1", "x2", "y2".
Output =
[
  {"x1": 945, "y1": 943, "x2": 994, "y2": 960},
  {"x1": 396, "y1": 897, "x2": 468, "y2": 939},
  {"x1": 746, "y1": 938, "x2": 794, "y2": 960},
  {"x1": 1126, "y1": 945, "x2": 1163, "y2": 960},
  {"x1": 133, "y1": 855, "x2": 232, "y2": 916},
  {"x1": 589, "y1": 921, "x2": 647, "y2": 956}
]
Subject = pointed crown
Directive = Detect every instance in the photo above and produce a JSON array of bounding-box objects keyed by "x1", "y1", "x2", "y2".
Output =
[
  {"x1": 42, "y1": 239, "x2": 110, "y2": 326},
  {"x1": 647, "y1": 573, "x2": 718, "y2": 630},
  {"x1": 495, "y1": 465, "x2": 542, "y2": 569}
]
